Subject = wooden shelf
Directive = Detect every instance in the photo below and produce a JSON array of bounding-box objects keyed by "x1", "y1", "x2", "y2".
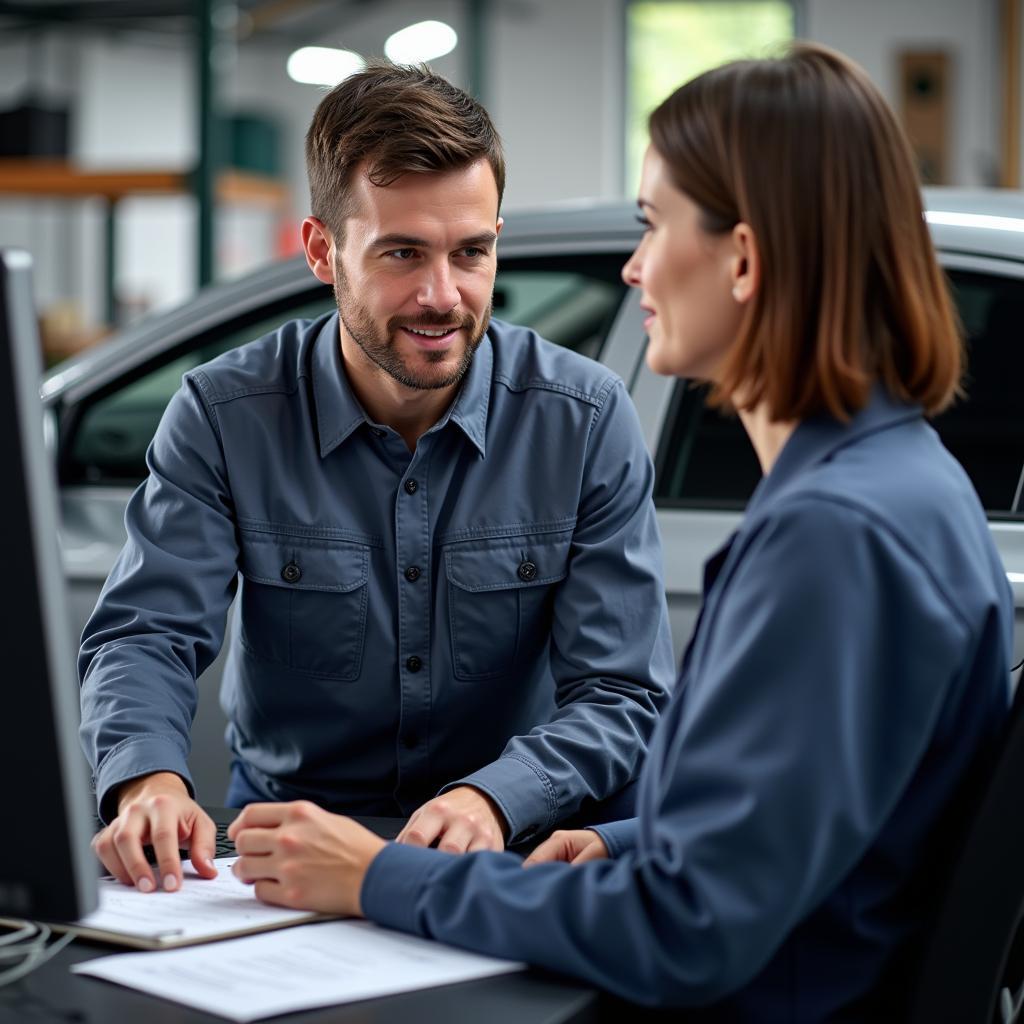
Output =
[{"x1": 0, "y1": 159, "x2": 288, "y2": 206}]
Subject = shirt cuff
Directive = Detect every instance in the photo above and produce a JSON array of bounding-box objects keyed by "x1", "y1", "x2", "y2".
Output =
[
  {"x1": 441, "y1": 755, "x2": 556, "y2": 844},
  {"x1": 360, "y1": 841, "x2": 451, "y2": 934},
  {"x1": 94, "y1": 734, "x2": 194, "y2": 824},
  {"x1": 588, "y1": 817, "x2": 639, "y2": 857}
]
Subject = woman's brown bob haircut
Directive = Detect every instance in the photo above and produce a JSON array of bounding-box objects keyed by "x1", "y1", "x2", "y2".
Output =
[
  {"x1": 649, "y1": 42, "x2": 961, "y2": 421},
  {"x1": 306, "y1": 61, "x2": 505, "y2": 238}
]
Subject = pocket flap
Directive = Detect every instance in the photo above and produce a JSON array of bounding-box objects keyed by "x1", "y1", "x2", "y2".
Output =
[
  {"x1": 445, "y1": 530, "x2": 572, "y2": 593},
  {"x1": 239, "y1": 530, "x2": 368, "y2": 593}
]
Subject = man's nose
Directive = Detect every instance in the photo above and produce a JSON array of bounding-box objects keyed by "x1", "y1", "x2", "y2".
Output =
[{"x1": 417, "y1": 260, "x2": 460, "y2": 312}]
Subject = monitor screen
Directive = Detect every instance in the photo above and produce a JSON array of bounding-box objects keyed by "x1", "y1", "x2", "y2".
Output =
[{"x1": 0, "y1": 249, "x2": 96, "y2": 921}]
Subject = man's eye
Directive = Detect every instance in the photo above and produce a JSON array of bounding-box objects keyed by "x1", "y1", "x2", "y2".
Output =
[
  {"x1": 635, "y1": 215, "x2": 652, "y2": 233},
  {"x1": 462, "y1": 247, "x2": 486, "y2": 258},
  {"x1": 389, "y1": 249, "x2": 416, "y2": 260}
]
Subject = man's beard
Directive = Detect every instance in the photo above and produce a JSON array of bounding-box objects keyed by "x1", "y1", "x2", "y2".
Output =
[{"x1": 334, "y1": 261, "x2": 490, "y2": 391}]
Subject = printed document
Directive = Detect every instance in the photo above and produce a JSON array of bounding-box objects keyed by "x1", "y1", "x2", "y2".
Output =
[
  {"x1": 56, "y1": 857, "x2": 326, "y2": 948},
  {"x1": 72, "y1": 919, "x2": 526, "y2": 1021}
]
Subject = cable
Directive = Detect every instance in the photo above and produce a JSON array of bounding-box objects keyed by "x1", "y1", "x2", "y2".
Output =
[{"x1": 0, "y1": 923, "x2": 75, "y2": 989}]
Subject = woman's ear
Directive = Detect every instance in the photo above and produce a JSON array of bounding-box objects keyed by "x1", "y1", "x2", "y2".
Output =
[
  {"x1": 301, "y1": 217, "x2": 336, "y2": 286},
  {"x1": 730, "y1": 222, "x2": 760, "y2": 304}
]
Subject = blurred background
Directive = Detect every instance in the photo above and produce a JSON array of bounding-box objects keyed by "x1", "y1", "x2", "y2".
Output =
[{"x1": 0, "y1": 0, "x2": 1019, "y2": 362}]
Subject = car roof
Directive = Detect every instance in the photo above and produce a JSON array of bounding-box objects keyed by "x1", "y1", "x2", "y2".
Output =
[{"x1": 42, "y1": 189, "x2": 1024, "y2": 405}]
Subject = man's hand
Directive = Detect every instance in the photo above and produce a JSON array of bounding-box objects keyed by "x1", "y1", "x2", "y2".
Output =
[
  {"x1": 523, "y1": 829, "x2": 609, "y2": 867},
  {"x1": 228, "y1": 801, "x2": 385, "y2": 916},
  {"x1": 396, "y1": 785, "x2": 508, "y2": 853},
  {"x1": 91, "y1": 771, "x2": 217, "y2": 892}
]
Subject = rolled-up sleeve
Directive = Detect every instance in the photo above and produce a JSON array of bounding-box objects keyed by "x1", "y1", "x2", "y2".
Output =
[
  {"x1": 363, "y1": 496, "x2": 987, "y2": 1005},
  {"x1": 446, "y1": 380, "x2": 675, "y2": 841},
  {"x1": 79, "y1": 373, "x2": 239, "y2": 822}
]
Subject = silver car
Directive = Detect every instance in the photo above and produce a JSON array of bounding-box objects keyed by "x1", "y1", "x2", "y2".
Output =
[{"x1": 45, "y1": 187, "x2": 1024, "y2": 799}]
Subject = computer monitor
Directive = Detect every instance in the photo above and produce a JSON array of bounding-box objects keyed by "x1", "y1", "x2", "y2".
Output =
[{"x1": 0, "y1": 249, "x2": 96, "y2": 921}]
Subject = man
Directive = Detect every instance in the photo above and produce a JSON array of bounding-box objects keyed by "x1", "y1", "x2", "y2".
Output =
[{"x1": 82, "y1": 62, "x2": 674, "y2": 894}]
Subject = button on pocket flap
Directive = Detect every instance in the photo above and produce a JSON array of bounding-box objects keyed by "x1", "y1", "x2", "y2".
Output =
[
  {"x1": 445, "y1": 531, "x2": 572, "y2": 593},
  {"x1": 240, "y1": 532, "x2": 368, "y2": 593}
]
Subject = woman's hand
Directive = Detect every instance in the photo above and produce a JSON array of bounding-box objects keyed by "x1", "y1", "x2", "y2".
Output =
[
  {"x1": 522, "y1": 829, "x2": 609, "y2": 867},
  {"x1": 229, "y1": 801, "x2": 386, "y2": 916}
]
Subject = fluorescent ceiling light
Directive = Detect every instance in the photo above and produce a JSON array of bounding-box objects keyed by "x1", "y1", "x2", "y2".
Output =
[
  {"x1": 925, "y1": 210, "x2": 1024, "y2": 234},
  {"x1": 384, "y1": 20, "x2": 458, "y2": 64},
  {"x1": 287, "y1": 46, "x2": 365, "y2": 86},
  {"x1": 1008, "y1": 572, "x2": 1024, "y2": 584}
]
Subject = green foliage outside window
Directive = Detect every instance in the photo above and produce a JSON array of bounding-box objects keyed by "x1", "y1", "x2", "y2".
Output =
[{"x1": 627, "y1": 1, "x2": 795, "y2": 193}]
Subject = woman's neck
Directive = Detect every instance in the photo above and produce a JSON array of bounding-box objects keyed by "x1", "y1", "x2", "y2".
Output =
[{"x1": 736, "y1": 402, "x2": 798, "y2": 476}]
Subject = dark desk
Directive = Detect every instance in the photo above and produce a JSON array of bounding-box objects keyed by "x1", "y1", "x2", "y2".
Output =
[{"x1": 0, "y1": 810, "x2": 603, "y2": 1024}]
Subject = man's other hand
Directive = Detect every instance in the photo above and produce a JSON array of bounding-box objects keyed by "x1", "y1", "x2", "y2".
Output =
[
  {"x1": 522, "y1": 829, "x2": 609, "y2": 867},
  {"x1": 229, "y1": 801, "x2": 385, "y2": 915},
  {"x1": 396, "y1": 785, "x2": 508, "y2": 853},
  {"x1": 91, "y1": 772, "x2": 217, "y2": 893}
]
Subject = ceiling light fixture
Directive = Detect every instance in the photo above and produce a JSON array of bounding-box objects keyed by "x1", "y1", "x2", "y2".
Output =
[
  {"x1": 384, "y1": 20, "x2": 458, "y2": 64},
  {"x1": 286, "y1": 46, "x2": 365, "y2": 86}
]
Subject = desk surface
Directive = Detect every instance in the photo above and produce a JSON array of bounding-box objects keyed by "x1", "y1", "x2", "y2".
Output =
[{"x1": 0, "y1": 809, "x2": 603, "y2": 1024}]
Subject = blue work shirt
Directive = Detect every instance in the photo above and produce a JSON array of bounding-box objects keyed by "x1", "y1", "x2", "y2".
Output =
[
  {"x1": 360, "y1": 388, "x2": 1014, "y2": 1019},
  {"x1": 79, "y1": 314, "x2": 675, "y2": 835}
]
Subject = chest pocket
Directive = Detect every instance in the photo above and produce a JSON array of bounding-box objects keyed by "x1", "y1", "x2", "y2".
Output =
[
  {"x1": 238, "y1": 530, "x2": 370, "y2": 680},
  {"x1": 444, "y1": 528, "x2": 573, "y2": 680}
]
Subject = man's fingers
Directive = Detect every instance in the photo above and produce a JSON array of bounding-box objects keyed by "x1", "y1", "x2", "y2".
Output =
[
  {"x1": 233, "y1": 827, "x2": 276, "y2": 856},
  {"x1": 436, "y1": 822, "x2": 476, "y2": 854},
  {"x1": 91, "y1": 831, "x2": 134, "y2": 887},
  {"x1": 468, "y1": 836, "x2": 500, "y2": 853},
  {"x1": 110, "y1": 814, "x2": 158, "y2": 892},
  {"x1": 146, "y1": 801, "x2": 186, "y2": 892},
  {"x1": 398, "y1": 809, "x2": 443, "y2": 848},
  {"x1": 185, "y1": 810, "x2": 218, "y2": 878}
]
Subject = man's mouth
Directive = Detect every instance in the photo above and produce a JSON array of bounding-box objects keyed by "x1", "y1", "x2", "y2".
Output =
[
  {"x1": 399, "y1": 324, "x2": 462, "y2": 349},
  {"x1": 404, "y1": 326, "x2": 458, "y2": 338}
]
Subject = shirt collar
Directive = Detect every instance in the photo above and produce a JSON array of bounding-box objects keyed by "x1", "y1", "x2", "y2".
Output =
[
  {"x1": 311, "y1": 314, "x2": 367, "y2": 458},
  {"x1": 746, "y1": 384, "x2": 924, "y2": 517},
  {"x1": 311, "y1": 313, "x2": 492, "y2": 459}
]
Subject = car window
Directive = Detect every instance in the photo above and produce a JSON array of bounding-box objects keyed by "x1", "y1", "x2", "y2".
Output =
[
  {"x1": 64, "y1": 256, "x2": 628, "y2": 484},
  {"x1": 932, "y1": 269, "x2": 1024, "y2": 514},
  {"x1": 654, "y1": 267, "x2": 1024, "y2": 515}
]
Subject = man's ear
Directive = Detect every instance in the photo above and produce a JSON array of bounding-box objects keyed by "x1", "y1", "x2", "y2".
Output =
[
  {"x1": 301, "y1": 217, "x2": 335, "y2": 285},
  {"x1": 730, "y1": 222, "x2": 760, "y2": 304}
]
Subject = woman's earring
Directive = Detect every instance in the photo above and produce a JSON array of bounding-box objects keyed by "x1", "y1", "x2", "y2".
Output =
[{"x1": 732, "y1": 285, "x2": 742, "y2": 302}]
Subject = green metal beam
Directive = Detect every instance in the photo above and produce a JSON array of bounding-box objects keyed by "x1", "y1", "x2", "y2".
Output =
[
  {"x1": 104, "y1": 199, "x2": 117, "y2": 326},
  {"x1": 195, "y1": 0, "x2": 232, "y2": 288},
  {"x1": 465, "y1": 0, "x2": 487, "y2": 105}
]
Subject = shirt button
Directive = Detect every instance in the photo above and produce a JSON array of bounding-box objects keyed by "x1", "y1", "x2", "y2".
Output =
[
  {"x1": 405, "y1": 655, "x2": 423, "y2": 673},
  {"x1": 404, "y1": 478, "x2": 419, "y2": 495},
  {"x1": 403, "y1": 734, "x2": 418, "y2": 750},
  {"x1": 372, "y1": 428, "x2": 386, "y2": 438},
  {"x1": 517, "y1": 560, "x2": 538, "y2": 582},
  {"x1": 404, "y1": 566, "x2": 421, "y2": 582},
  {"x1": 281, "y1": 562, "x2": 302, "y2": 584}
]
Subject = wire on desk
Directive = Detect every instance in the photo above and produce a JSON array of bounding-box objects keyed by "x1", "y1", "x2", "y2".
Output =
[{"x1": 0, "y1": 922, "x2": 75, "y2": 988}]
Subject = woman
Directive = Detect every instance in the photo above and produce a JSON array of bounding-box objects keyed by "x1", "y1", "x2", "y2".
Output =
[{"x1": 229, "y1": 42, "x2": 1013, "y2": 1019}]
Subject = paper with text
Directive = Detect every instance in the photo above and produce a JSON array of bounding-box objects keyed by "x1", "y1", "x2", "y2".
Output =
[
  {"x1": 67, "y1": 857, "x2": 321, "y2": 946},
  {"x1": 72, "y1": 919, "x2": 526, "y2": 1021}
]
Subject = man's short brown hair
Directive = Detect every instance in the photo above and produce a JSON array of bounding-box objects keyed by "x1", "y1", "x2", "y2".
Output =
[
  {"x1": 306, "y1": 61, "x2": 506, "y2": 237},
  {"x1": 649, "y1": 42, "x2": 961, "y2": 421}
]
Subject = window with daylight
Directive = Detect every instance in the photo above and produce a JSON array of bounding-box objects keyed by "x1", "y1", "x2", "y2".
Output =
[{"x1": 626, "y1": 0, "x2": 796, "y2": 194}]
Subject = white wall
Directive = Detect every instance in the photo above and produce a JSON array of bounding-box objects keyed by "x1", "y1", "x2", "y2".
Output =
[
  {"x1": 490, "y1": 0, "x2": 625, "y2": 207},
  {"x1": 804, "y1": 0, "x2": 1000, "y2": 187}
]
